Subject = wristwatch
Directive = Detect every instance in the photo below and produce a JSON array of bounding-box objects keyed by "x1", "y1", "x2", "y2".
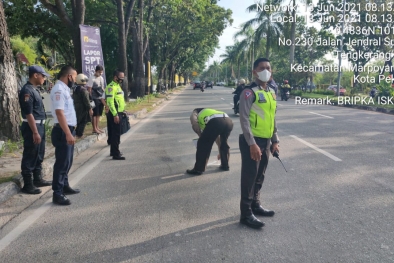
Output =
[{"x1": 272, "y1": 140, "x2": 279, "y2": 144}]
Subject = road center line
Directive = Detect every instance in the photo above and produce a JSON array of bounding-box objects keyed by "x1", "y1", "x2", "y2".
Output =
[
  {"x1": 0, "y1": 92, "x2": 182, "y2": 253},
  {"x1": 221, "y1": 98, "x2": 225, "y2": 101},
  {"x1": 290, "y1": 135, "x2": 342, "y2": 161},
  {"x1": 161, "y1": 173, "x2": 185, "y2": 179},
  {"x1": 309, "y1": 112, "x2": 333, "y2": 119}
]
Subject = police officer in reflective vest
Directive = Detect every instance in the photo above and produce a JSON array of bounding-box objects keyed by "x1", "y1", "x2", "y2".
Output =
[
  {"x1": 105, "y1": 69, "x2": 126, "y2": 160},
  {"x1": 187, "y1": 108, "x2": 233, "y2": 175},
  {"x1": 18, "y1": 65, "x2": 52, "y2": 194},
  {"x1": 239, "y1": 58, "x2": 280, "y2": 229}
]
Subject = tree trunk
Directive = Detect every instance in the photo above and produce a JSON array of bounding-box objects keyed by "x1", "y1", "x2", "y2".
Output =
[
  {"x1": 72, "y1": 28, "x2": 82, "y2": 72},
  {"x1": 159, "y1": 67, "x2": 165, "y2": 92},
  {"x1": 131, "y1": 0, "x2": 145, "y2": 98},
  {"x1": 131, "y1": 23, "x2": 145, "y2": 98},
  {"x1": 0, "y1": 1, "x2": 20, "y2": 141},
  {"x1": 39, "y1": 0, "x2": 85, "y2": 72},
  {"x1": 237, "y1": 60, "x2": 240, "y2": 79},
  {"x1": 144, "y1": 43, "x2": 151, "y2": 94},
  {"x1": 289, "y1": 0, "x2": 296, "y2": 65},
  {"x1": 116, "y1": 0, "x2": 129, "y2": 100}
]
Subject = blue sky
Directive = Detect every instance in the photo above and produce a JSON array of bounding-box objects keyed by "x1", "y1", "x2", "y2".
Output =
[
  {"x1": 208, "y1": 0, "x2": 252, "y2": 66},
  {"x1": 209, "y1": 0, "x2": 321, "y2": 67}
]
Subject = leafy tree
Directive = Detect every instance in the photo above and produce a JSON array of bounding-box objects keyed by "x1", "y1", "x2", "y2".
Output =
[
  {"x1": 39, "y1": 0, "x2": 86, "y2": 72},
  {"x1": 10, "y1": 36, "x2": 37, "y2": 64}
]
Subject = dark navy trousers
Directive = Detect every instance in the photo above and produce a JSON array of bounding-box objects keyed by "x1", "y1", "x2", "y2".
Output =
[
  {"x1": 51, "y1": 125, "x2": 75, "y2": 196},
  {"x1": 21, "y1": 122, "x2": 46, "y2": 177}
]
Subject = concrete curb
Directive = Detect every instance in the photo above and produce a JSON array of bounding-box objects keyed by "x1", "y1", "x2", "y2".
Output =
[
  {"x1": 0, "y1": 182, "x2": 19, "y2": 204},
  {"x1": 0, "y1": 96, "x2": 168, "y2": 205}
]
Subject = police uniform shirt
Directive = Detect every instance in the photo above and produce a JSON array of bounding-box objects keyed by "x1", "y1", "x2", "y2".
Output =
[
  {"x1": 268, "y1": 79, "x2": 278, "y2": 95},
  {"x1": 50, "y1": 80, "x2": 77, "y2": 126},
  {"x1": 239, "y1": 82, "x2": 279, "y2": 146},
  {"x1": 190, "y1": 108, "x2": 221, "y2": 147},
  {"x1": 18, "y1": 81, "x2": 46, "y2": 120}
]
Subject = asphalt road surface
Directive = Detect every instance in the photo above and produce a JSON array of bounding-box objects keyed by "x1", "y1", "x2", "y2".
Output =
[{"x1": 0, "y1": 86, "x2": 393, "y2": 262}]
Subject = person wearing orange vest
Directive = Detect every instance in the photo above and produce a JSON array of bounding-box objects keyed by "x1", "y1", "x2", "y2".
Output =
[
  {"x1": 187, "y1": 108, "x2": 233, "y2": 175},
  {"x1": 238, "y1": 58, "x2": 280, "y2": 229}
]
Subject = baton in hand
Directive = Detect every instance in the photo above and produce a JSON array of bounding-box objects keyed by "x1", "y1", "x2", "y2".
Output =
[{"x1": 271, "y1": 145, "x2": 288, "y2": 172}]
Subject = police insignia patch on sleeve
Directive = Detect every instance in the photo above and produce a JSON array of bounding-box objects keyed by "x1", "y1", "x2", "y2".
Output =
[
  {"x1": 24, "y1": 94, "x2": 30, "y2": 102},
  {"x1": 245, "y1": 91, "x2": 252, "y2": 98},
  {"x1": 56, "y1": 94, "x2": 60, "y2": 101},
  {"x1": 108, "y1": 88, "x2": 113, "y2": 92}
]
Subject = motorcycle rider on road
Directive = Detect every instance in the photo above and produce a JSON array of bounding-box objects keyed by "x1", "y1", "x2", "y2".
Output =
[
  {"x1": 233, "y1": 79, "x2": 246, "y2": 108},
  {"x1": 280, "y1": 80, "x2": 291, "y2": 100}
]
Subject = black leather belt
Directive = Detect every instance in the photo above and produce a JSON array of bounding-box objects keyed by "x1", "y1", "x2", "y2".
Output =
[
  {"x1": 54, "y1": 123, "x2": 76, "y2": 130},
  {"x1": 254, "y1": 137, "x2": 269, "y2": 141}
]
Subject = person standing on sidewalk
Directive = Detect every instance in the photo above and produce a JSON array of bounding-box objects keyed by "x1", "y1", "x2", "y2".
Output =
[
  {"x1": 87, "y1": 65, "x2": 105, "y2": 134},
  {"x1": 239, "y1": 58, "x2": 280, "y2": 229},
  {"x1": 105, "y1": 69, "x2": 126, "y2": 160},
  {"x1": 18, "y1": 65, "x2": 52, "y2": 194},
  {"x1": 50, "y1": 65, "x2": 80, "y2": 205},
  {"x1": 186, "y1": 108, "x2": 233, "y2": 175},
  {"x1": 73, "y1": 74, "x2": 93, "y2": 138}
]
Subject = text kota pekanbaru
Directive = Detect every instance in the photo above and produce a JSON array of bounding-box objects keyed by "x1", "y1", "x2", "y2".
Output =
[{"x1": 295, "y1": 96, "x2": 394, "y2": 105}]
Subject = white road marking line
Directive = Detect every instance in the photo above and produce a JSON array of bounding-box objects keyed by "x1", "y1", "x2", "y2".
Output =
[
  {"x1": 161, "y1": 173, "x2": 184, "y2": 179},
  {"x1": 0, "y1": 92, "x2": 182, "y2": 253},
  {"x1": 0, "y1": 200, "x2": 52, "y2": 252},
  {"x1": 221, "y1": 98, "x2": 225, "y2": 101},
  {"x1": 207, "y1": 160, "x2": 220, "y2": 166},
  {"x1": 290, "y1": 135, "x2": 342, "y2": 161},
  {"x1": 309, "y1": 112, "x2": 333, "y2": 119},
  {"x1": 230, "y1": 103, "x2": 234, "y2": 105}
]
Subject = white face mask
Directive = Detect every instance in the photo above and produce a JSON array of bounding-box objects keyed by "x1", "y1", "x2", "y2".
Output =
[{"x1": 256, "y1": 69, "x2": 271, "y2": 82}]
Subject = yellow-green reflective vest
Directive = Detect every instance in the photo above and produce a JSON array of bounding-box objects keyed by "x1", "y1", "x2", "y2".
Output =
[
  {"x1": 197, "y1": 108, "x2": 226, "y2": 130},
  {"x1": 105, "y1": 81, "x2": 125, "y2": 116},
  {"x1": 249, "y1": 87, "x2": 276, "y2": 138}
]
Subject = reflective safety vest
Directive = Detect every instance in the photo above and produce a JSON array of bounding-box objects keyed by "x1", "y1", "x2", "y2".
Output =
[
  {"x1": 249, "y1": 87, "x2": 276, "y2": 138},
  {"x1": 197, "y1": 108, "x2": 228, "y2": 130},
  {"x1": 105, "y1": 81, "x2": 125, "y2": 116}
]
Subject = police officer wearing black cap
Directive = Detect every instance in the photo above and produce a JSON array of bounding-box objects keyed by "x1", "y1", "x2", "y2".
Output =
[{"x1": 18, "y1": 65, "x2": 52, "y2": 194}]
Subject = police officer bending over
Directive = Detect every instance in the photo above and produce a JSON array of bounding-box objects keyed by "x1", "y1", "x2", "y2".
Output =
[
  {"x1": 187, "y1": 108, "x2": 233, "y2": 175},
  {"x1": 105, "y1": 69, "x2": 126, "y2": 160},
  {"x1": 18, "y1": 65, "x2": 52, "y2": 194},
  {"x1": 239, "y1": 58, "x2": 280, "y2": 229}
]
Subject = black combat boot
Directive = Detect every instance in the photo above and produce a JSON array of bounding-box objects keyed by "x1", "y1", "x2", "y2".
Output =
[
  {"x1": 21, "y1": 175, "x2": 42, "y2": 195},
  {"x1": 33, "y1": 173, "x2": 52, "y2": 187}
]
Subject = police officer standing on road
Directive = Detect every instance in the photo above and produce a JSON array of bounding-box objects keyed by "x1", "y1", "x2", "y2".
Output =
[
  {"x1": 50, "y1": 65, "x2": 80, "y2": 205},
  {"x1": 239, "y1": 58, "x2": 280, "y2": 229},
  {"x1": 18, "y1": 65, "x2": 52, "y2": 194},
  {"x1": 105, "y1": 69, "x2": 126, "y2": 160},
  {"x1": 186, "y1": 108, "x2": 233, "y2": 175}
]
